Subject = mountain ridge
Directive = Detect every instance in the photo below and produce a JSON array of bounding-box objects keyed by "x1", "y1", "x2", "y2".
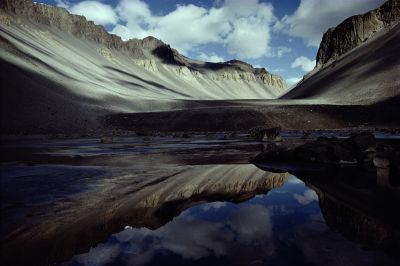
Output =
[{"x1": 0, "y1": 0, "x2": 287, "y2": 91}]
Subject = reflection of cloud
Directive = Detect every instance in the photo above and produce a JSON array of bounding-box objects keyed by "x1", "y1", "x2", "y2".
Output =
[
  {"x1": 70, "y1": 203, "x2": 275, "y2": 265},
  {"x1": 230, "y1": 204, "x2": 273, "y2": 243},
  {"x1": 294, "y1": 189, "x2": 318, "y2": 205},
  {"x1": 157, "y1": 216, "x2": 234, "y2": 260},
  {"x1": 74, "y1": 242, "x2": 121, "y2": 266},
  {"x1": 268, "y1": 204, "x2": 294, "y2": 215},
  {"x1": 287, "y1": 176, "x2": 304, "y2": 184},
  {"x1": 201, "y1": 201, "x2": 227, "y2": 211}
]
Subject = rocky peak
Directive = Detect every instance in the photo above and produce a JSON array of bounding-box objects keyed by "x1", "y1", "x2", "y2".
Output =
[
  {"x1": 316, "y1": 0, "x2": 400, "y2": 66},
  {"x1": 127, "y1": 36, "x2": 166, "y2": 51},
  {"x1": 225, "y1": 59, "x2": 253, "y2": 69},
  {"x1": 1, "y1": 0, "x2": 124, "y2": 48}
]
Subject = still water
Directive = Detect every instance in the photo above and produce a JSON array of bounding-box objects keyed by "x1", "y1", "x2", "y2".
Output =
[{"x1": 0, "y1": 134, "x2": 399, "y2": 266}]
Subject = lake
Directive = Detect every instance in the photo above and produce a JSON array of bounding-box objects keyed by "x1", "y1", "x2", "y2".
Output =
[{"x1": 1, "y1": 133, "x2": 399, "y2": 265}]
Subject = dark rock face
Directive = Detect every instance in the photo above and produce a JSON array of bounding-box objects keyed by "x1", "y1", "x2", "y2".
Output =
[
  {"x1": 374, "y1": 147, "x2": 400, "y2": 185},
  {"x1": 316, "y1": 0, "x2": 400, "y2": 66},
  {"x1": 252, "y1": 132, "x2": 400, "y2": 185},
  {"x1": 320, "y1": 193, "x2": 391, "y2": 246},
  {"x1": 251, "y1": 132, "x2": 378, "y2": 173}
]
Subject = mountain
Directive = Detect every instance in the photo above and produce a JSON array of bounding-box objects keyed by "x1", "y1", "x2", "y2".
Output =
[
  {"x1": 282, "y1": 0, "x2": 400, "y2": 104},
  {"x1": 0, "y1": 0, "x2": 288, "y2": 134}
]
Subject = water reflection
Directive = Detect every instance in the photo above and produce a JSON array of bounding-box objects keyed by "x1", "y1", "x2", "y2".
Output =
[
  {"x1": 0, "y1": 163, "x2": 287, "y2": 265},
  {"x1": 1, "y1": 136, "x2": 399, "y2": 266},
  {"x1": 64, "y1": 175, "x2": 399, "y2": 266}
]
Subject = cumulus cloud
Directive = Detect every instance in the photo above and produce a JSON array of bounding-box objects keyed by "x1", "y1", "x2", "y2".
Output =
[
  {"x1": 291, "y1": 56, "x2": 315, "y2": 72},
  {"x1": 58, "y1": 0, "x2": 118, "y2": 26},
  {"x1": 55, "y1": 0, "x2": 284, "y2": 59},
  {"x1": 280, "y1": 0, "x2": 386, "y2": 46},
  {"x1": 54, "y1": 0, "x2": 69, "y2": 9},
  {"x1": 223, "y1": 0, "x2": 275, "y2": 58},
  {"x1": 110, "y1": 0, "x2": 275, "y2": 59},
  {"x1": 275, "y1": 46, "x2": 292, "y2": 57},
  {"x1": 293, "y1": 189, "x2": 318, "y2": 205}
]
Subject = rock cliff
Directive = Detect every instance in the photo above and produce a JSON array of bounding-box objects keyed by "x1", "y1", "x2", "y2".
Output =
[
  {"x1": 282, "y1": 0, "x2": 400, "y2": 104},
  {"x1": 316, "y1": 0, "x2": 400, "y2": 66}
]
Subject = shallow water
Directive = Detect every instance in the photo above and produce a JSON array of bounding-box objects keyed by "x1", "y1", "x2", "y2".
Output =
[{"x1": 0, "y1": 135, "x2": 399, "y2": 265}]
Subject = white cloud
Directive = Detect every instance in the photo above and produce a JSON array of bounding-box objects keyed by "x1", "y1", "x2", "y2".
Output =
[
  {"x1": 110, "y1": 0, "x2": 275, "y2": 59},
  {"x1": 287, "y1": 77, "x2": 302, "y2": 86},
  {"x1": 55, "y1": 0, "x2": 69, "y2": 9},
  {"x1": 197, "y1": 52, "x2": 225, "y2": 63},
  {"x1": 293, "y1": 189, "x2": 318, "y2": 205},
  {"x1": 55, "y1": 0, "x2": 283, "y2": 60},
  {"x1": 223, "y1": 1, "x2": 275, "y2": 59},
  {"x1": 57, "y1": 0, "x2": 118, "y2": 25},
  {"x1": 110, "y1": 24, "x2": 134, "y2": 41},
  {"x1": 267, "y1": 46, "x2": 291, "y2": 58},
  {"x1": 280, "y1": 0, "x2": 386, "y2": 47},
  {"x1": 291, "y1": 56, "x2": 315, "y2": 72},
  {"x1": 276, "y1": 46, "x2": 292, "y2": 57}
]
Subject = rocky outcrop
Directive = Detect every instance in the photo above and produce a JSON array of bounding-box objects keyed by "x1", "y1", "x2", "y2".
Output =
[
  {"x1": 316, "y1": 0, "x2": 400, "y2": 66},
  {"x1": 0, "y1": 0, "x2": 287, "y2": 92},
  {"x1": 254, "y1": 68, "x2": 287, "y2": 90},
  {"x1": 251, "y1": 132, "x2": 378, "y2": 173},
  {"x1": 133, "y1": 59, "x2": 158, "y2": 72}
]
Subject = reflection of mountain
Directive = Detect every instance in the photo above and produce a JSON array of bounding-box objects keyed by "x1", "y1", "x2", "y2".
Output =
[
  {"x1": 301, "y1": 175, "x2": 400, "y2": 254},
  {"x1": 0, "y1": 164, "x2": 288, "y2": 265}
]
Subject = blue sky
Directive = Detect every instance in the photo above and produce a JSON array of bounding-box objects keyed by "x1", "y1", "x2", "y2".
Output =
[{"x1": 43, "y1": 0, "x2": 385, "y2": 85}]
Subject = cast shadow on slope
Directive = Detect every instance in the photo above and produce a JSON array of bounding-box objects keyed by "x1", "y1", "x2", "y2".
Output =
[
  {"x1": 0, "y1": 57, "x2": 106, "y2": 134},
  {"x1": 0, "y1": 34, "x2": 78, "y2": 81},
  {"x1": 0, "y1": 27, "x2": 54, "y2": 58},
  {"x1": 103, "y1": 65, "x2": 192, "y2": 98}
]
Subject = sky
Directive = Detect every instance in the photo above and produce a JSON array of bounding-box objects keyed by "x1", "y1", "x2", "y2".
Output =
[{"x1": 42, "y1": 0, "x2": 386, "y2": 86}]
